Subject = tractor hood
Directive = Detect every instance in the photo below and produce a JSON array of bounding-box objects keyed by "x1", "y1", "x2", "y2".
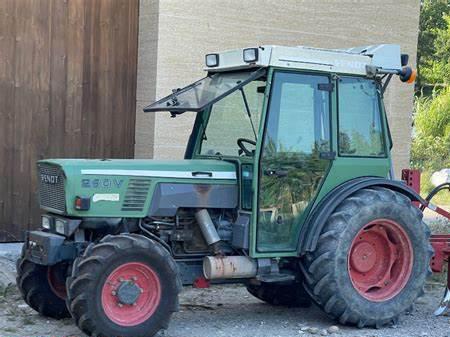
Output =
[
  {"x1": 37, "y1": 159, "x2": 238, "y2": 217},
  {"x1": 42, "y1": 158, "x2": 238, "y2": 180}
]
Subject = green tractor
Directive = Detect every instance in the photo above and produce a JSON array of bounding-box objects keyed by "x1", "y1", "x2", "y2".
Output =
[{"x1": 17, "y1": 44, "x2": 430, "y2": 337}]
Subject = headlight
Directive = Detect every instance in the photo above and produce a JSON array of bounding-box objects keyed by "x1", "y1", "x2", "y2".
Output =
[
  {"x1": 41, "y1": 216, "x2": 52, "y2": 230},
  {"x1": 55, "y1": 218, "x2": 66, "y2": 235},
  {"x1": 205, "y1": 53, "x2": 219, "y2": 67},
  {"x1": 243, "y1": 48, "x2": 258, "y2": 63}
]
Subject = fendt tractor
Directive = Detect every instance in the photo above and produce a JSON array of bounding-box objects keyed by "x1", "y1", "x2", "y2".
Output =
[{"x1": 16, "y1": 44, "x2": 450, "y2": 337}]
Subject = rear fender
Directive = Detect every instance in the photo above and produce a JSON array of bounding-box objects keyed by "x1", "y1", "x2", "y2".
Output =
[{"x1": 298, "y1": 177, "x2": 426, "y2": 255}]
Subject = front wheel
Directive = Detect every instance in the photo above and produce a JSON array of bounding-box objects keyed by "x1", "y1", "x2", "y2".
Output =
[
  {"x1": 16, "y1": 247, "x2": 70, "y2": 319},
  {"x1": 301, "y1": 187, "x2": 433, "y2": 328},
  {"x1": 66, "y1": 234, "x2": 181, "y2": 337}
]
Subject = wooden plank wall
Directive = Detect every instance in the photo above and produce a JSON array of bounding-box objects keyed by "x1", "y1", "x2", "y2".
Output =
[{"x1": 0, "y1": 0, "x2": 139, "y2": 241}]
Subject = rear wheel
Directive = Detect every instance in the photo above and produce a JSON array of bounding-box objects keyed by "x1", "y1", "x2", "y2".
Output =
[
  {"x1": 301, "y1": 187, "x2": 432, "y2": 328},
  {"x1": 66, "y1": 234, "x2": 181, "y2": 337},
  {"x1": 246, "y1": 282, "x2": 311, "y2": 307},
  {"x1": 16, "y1": 247, "x2": 70, "y2": 319}
]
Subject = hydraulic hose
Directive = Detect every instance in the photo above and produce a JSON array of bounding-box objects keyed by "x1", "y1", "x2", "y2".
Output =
[{"x1": 420, "y1": 183, "x2": 450, "y2": 211}]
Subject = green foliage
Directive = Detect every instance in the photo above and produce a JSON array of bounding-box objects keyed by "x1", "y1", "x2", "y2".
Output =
[
  {"x1": 411, "y1": 88, "x2": 450, "y2": 171},
  {"x1": 415, "y1": 88, "x2": 450, "y2": 138},
  {"x1": 420, "y1": 15, "x2": 450, "y2": 85},
  {"x1": 414, "y1": 1, "x2": 450, "y2": 205},
  {"x1": 418, "y1": 0, "x2": 450, "y2": 59},
  {"x1": 418, "y1": 1, "x2": 450, "y2": 86}
]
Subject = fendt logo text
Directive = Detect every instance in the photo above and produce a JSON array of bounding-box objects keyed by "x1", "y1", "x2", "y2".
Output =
[{"x1": 40, "y1": 174, "x2": 59, "y2": 184}]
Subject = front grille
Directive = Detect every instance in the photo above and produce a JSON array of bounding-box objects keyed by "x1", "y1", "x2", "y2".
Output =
[
  {"x1": 122, "y1": 178, "x2": 151, "y2": 212},
  {"x1": 37, "y1": 163, "x2": 66, "y2": 213}
]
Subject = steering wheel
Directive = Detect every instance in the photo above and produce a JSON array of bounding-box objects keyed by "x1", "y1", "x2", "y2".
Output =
[{"x1": 237, "y1": 138, "x2": 256, "y2": 156}]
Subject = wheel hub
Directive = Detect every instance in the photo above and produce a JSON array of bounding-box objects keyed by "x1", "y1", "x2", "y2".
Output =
[
  {"x1": 101, "y1": 262, "x2": 161, "y2": 326},
  {"x1": 350, "y1": 241, "x2": 377, "y2": 273},
  {"x1": 116, "y1": 280, "x2": 142, "y2": 305},
  {"x1": 347, "y1": 219, "x2": 413, "y2": 302},
  {"x1": 47, "y1": 264, "x2": 68, "y2": 300}
]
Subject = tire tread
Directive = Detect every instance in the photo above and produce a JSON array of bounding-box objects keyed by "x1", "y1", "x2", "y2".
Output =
[{"x1": 300, "y1": 187, "x2": 433, "y2": 328}]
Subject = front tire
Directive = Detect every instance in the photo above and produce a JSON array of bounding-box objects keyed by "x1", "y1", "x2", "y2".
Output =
[
  {"x1": 66, "y1": 234, "x2": 181, "y2": 337},
  {"x1": 301, "y1": 187, "x2": 432, "y2": 328},
  {"x1": 16, "y1": 247, "x2": 71, "y2": 319}
]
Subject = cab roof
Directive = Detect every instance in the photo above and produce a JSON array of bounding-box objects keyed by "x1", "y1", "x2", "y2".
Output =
[{"x1": 205, "y1": 44, "x2": 404, "y2": 76}]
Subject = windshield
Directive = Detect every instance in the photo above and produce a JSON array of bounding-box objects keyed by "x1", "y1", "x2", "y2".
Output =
[
  {"x1": 199, "y1": 76, "x2": 266, "y2": 156},
  {"x1": 144, "y1": 69, "x2": 265, "y2": 113}
]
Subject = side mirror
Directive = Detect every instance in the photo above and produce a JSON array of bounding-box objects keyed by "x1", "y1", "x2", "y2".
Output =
[{"x1": 401, "y1": 54, "x2": 409, "y2": 67}]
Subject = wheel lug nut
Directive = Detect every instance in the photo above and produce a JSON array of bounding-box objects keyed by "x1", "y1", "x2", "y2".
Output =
[
  {"x1": 118, "y1": 303, "x2": 123, "y2": 307},
  {"x1": 112, "y1": 290, "x2": 117, "y2": 296}
]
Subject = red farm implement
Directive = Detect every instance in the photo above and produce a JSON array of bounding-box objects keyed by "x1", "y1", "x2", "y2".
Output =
[{"x1": 402, "y1": 169, "x2": 450, "y2": 315}]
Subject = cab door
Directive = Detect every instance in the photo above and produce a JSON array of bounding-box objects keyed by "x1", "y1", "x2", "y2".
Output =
[{"x1": 255, "y1": 71, "x2": 333, "y2": 253}]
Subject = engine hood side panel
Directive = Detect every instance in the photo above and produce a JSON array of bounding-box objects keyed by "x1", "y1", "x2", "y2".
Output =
[
  {"x1": 149, "y1": 183, "x2": 238, "y2": 216},
  {"x1": 38, "y1": 159, "x2": 238, "y2": 218}
]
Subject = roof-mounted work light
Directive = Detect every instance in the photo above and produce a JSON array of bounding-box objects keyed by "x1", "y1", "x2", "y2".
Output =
[
  {"x1": 243, "y1": 48, "x2": 258, "y2": 63},
  {"x1": 205, "y1": 54, "x2": 219, "y2": 67}
]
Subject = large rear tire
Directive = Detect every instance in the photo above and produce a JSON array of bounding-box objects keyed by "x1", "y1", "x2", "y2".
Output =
[
  {"x1": 66, "y1": 234, "x2": 181, "y2": 337},
  {"x1": 300, "y1": 187, "x2": 432, "y2": 328},
  {"x1": 16, "y1": 246, "x2": 70, "y2": 319}
]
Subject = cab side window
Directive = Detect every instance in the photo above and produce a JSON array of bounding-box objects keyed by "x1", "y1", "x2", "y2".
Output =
[{"x1": 338, "y1": 77, "x2": 386, "y2": 157}]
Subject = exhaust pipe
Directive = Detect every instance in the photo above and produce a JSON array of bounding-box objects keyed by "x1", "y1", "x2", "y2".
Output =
[
  {"x1": 196, "y1": 209, "x2": 258, "y2": 279},
  {"x1": 203, "y1": 256, "x2": 257, "y2": 279},
  {"x1": 195, "y1": 208, "x2": 221, "y2": 246}
]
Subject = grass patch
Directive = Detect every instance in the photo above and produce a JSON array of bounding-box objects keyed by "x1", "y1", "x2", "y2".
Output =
[
  {"x1": 428, "y1": 190, "x2": 450, "y2": 206},
  {"x1": 0, "y1": 283, "x2": 16, "y2": 298},
  {"x1": 429, "y1": 265, "x2": 448, "y2": 285},
  {"x1": 21, "y1": 316, "x2": 35, "y2": 326},
  {"x1": 2, "y1": 327, "x2": 18, "y2": 333}
]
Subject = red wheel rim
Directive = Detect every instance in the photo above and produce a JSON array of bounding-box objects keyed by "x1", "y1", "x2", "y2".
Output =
[
  {"x1": 348, "y1": 219, "x2": 413, "y2": 302},
  {"x1": 47, "y1": 266, "x2": 67, "y2": 300},
  {"x1": 101, "y1": 262, "x2": 161, "y2": 326}
]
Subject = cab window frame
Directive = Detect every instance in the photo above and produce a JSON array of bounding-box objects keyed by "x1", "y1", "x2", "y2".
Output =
[
  {"x1": 255, "y1": 69, "x2": 333, "y2": 253},
  {"x1": 190, "y1": 71, "x2": 268, "y2": 159},
  {"x1": 336, "y1": 75, "x2": 388, "y2": 159}
]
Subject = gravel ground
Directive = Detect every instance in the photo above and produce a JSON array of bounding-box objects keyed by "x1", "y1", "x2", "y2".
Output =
[
  {"x1": 1, "y1": 277, "x2": 450, "y2": 337},
  {"x1": 1, "y1": 212, "x2": 450, "y2": 337}
]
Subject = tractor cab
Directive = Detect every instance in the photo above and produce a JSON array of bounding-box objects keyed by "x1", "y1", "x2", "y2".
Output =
[{"x1": 144, "y1": 44, "x2": 416, "y2": 256}]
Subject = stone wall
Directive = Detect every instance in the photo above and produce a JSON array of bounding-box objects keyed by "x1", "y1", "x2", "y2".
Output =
[{"x1": 135, "y1": 0, "x2": 420, "y2": 176}]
